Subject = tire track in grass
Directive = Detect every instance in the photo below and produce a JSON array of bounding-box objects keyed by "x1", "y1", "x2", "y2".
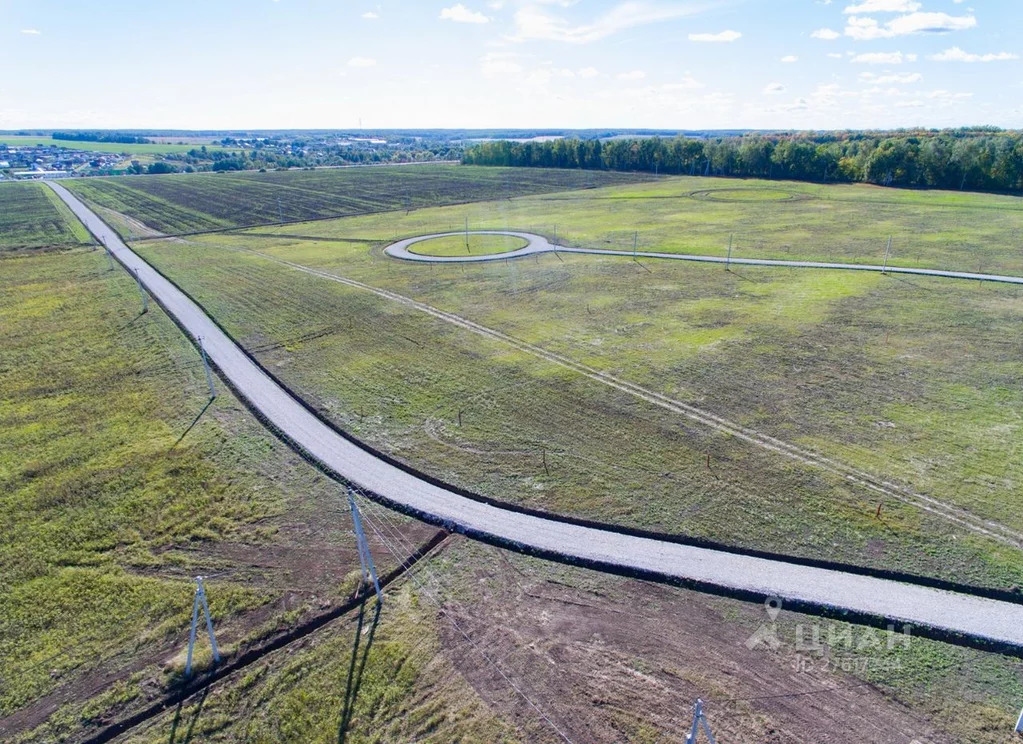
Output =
[{"x1": 195, "y1": 239, "x2": 1023, "y2": 549}]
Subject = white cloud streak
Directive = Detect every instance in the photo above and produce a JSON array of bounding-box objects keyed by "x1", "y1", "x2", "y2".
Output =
[
  {"x1": 811, "y1": 28, "x2": 840, "y2": 39},
  {"x1": 929, "y1": 46, "x2": 1019, "y2": 62},
  {"x1": 688, "y1": 29, "x2": 742, "y2": 42},
  {"x1": 843, "y1": 0, "x2": 920, "y2": 13},
  {"x1": 512, "y1": 2, "x2": 702, "y2": 44},
  {"x1": 850, "y1": 50, "x2": 916, "y2": 63},
  {"x1": 845, "y1": 12, "x2": 976, "y2": 40}
]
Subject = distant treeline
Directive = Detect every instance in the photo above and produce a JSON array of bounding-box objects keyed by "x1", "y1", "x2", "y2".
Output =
[
  {"x1": 53, "y1": 132, "x2": 153, "y2": 144},
  {"x1": 462, "y1": 129, "x2": 1023, "y2": 193}
]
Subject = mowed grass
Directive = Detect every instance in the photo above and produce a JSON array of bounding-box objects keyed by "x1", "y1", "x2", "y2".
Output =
[
  {"x1": 409, "y1": 233, "x2": 528, "y2": 257},
  {"x1": 63, "y1": 165, "x2": 655, "y2": 234},
  {"x1": 131, "y1": 218, "x2": 1023, "y2": 591},
  {"x1": 0, "y1": 181, "x2": 91, "y2": 250},
  {"x1": 0, "y1": 135, "x2": 235, "y2": 156}
]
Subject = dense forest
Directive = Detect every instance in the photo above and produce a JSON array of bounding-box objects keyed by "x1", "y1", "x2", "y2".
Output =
[{"x1": 462, "y1": 129, "x2": 1023, "y2": 193}]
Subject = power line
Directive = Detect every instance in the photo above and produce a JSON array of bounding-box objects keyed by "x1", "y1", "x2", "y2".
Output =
[{"x1": 352, "y1": 491, "x2": 574, "y2": 744}]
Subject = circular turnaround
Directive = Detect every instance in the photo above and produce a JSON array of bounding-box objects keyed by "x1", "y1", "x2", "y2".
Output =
[
  {"x1": 409, "y1": 233, "x2": 529, "y2": 258},
  {"x1": 689, "y1": 188, "x2": 813, "y2": 203},
  {"x1": 382, "y1": 229, "x2": 1023, "y2": 287},
  {"x1": 385, "y1": 230, "x2": 556, "y2": 263}
]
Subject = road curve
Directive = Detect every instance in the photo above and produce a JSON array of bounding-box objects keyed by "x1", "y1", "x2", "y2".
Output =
[
  {"x1": 386, "y1": 230, "x2": 1023, "y2": 285},
  {"x1": 48, "y1": 183, "x2": 1023, "y2": 651}
]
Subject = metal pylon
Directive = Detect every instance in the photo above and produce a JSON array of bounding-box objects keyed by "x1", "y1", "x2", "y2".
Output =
[
  {"x1": 347, "y1": 489, "x2": 383, "y2": 603},
  {"x1": 185, "y1": 576, "x2": 221, "y2": 678},
  {"x1": 685, "y1": 699, "x2": 717, "y2": 744}
]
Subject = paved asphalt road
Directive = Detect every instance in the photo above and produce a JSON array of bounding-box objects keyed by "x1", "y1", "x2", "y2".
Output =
[
  {"x1": 49, "y1": 183, "x2": 1023, "y2": 649},
  {"x1": 386, "y1": 230, "x2": 1023, "y2": 285}
]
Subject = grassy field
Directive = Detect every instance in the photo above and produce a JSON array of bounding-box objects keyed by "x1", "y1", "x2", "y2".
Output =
[
  {"x1": 63, "y1": 165, "x2": 654, "y2": 234},
  {"x1": 0, "y1": 182, "x2": 92, "y2": 250},
  {"x1": 409, "y1": 233, "x2": 528, "y2": 257},
  {"x1": 0, "y1": 245, "x2": 439, "y2": 742},
  {"x1": 0, "y1": 135, "x2": 235, "y2": 156},
  {"x1": 124, "y1": 180, "x2": 1023, "y2": 591},
  {"x1": 7, "y1": 168, "x2": 1023, "y2": 742},
  {"x1": 118, "y1": 538, "x2": 1023, "y2": 744}
]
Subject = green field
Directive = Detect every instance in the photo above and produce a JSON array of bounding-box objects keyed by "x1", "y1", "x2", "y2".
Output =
[
  {"x1": 409, "y1": 233, "x2": 528, "y2": 256},
  {"x1": 0, "y1": 245, "x2": 439, "y2": 741},
  {"x1": 118, "y1": 539, "x2": 1023, "y2": 744},
  {"x1": 64, "y1": 165, "x2": 654, "y2": 233},
  {"x1": 0, "y1": 135, "x2": 234, "y2": 156},
  {"x1": 6, "y1": 167, "x2": 1023, "y2": 742},
  {"x1": 0, "y1": 182, "x2": 91, "y2": 250},
  {"x1": 113, "y1": 175, "x2": 1023, "y2": 594}
]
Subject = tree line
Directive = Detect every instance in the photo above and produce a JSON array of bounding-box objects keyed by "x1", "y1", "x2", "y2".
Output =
[
  {"x1": 53, "y1": 132, "x2": 153, "y2": 144},
  {"x1": 462, "y1": 129, "x2": 1023, "y2": 194}
]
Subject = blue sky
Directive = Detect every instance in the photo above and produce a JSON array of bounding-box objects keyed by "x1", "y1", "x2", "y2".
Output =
[{"x1": 2, "y1": 0, "x2": 1020, "y2": 129}]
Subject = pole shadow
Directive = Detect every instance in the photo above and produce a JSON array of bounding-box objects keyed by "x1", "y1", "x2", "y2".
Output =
[
  {"x1": 116, "y1": 310, "x2": 149, "y2": 331},
  {"x1": 167, "y1": 684, "x2": 210, "y2": 744},
  {"x1": 337, "y1": 600, "x2": 383, "y2": 744},
  {"x1": 172, "y1": 398, "x2": 215, "y2": 449}
]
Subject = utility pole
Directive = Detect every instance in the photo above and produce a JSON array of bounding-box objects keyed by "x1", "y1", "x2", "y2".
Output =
[
  {"x1": 277, "y1": 196, "x2": 284, "y2": 224},
  {"x1": 1015, "y1": 707, "x2": 1023, "y2": 734},
  {"x1": 882, "y1": 235, "x2": 893, "y2": 274},
  {"x1": 726, "y1": 234, "x2": 733, "y2": 271},
  {"x1": 553, "y1": 224, "x2": 557, "y2": 246},
  {"x1": 685, "y1": 699, "x2": 717, "y2": 744},
  {"x1": 185, "y1": 576, "x2": 221, "y2": 678},
  {"x1": 465, "y1": 216, "x2": 470, "y2": 253},
  {"x1": 347, "y1": 489, "x2": 383, "y2": 603},
  {"x1": 132, "y1": 268, "x2": 149, "y2": 313},
  {"x1": 633, "y1": 231, "x2": 638, "y2": 261},
  {"x1": 198, "y1": 336, "x2": 217, "y2": 399},
  {"x1": 104, "y1": 246, "x2": 115, "y2": 271}
]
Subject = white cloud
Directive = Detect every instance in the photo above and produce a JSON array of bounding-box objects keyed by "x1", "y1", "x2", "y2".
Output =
[
  {"x1": 19, "y1": 29, "x2": 41, "y2": 35},
  {"x1": 361, "y1": 11, "x2": 378, "y2": 19},
  {"x1": 763, "y1": 82, "x2": 786, "y2": 94},
  {"x1": 811, "y1": 28, "x2": 840, "y2": 40},
  {"x1": 780, "y1": 55, "x2": 798, "y2": 63},
  {"x1": 929, "y1": 46, "x2": 1019, "y2": 62},
  {"x1": 688, "y1": 29, "x2": 742, "y2": 42},
  {"x1": 850, "y1": 50, "x2": 916, "y2": 63},
  {"x1": 347, "y1": 56, "x2": 377, "y2": 67},
  {"x1": 577, "y1": 66, "x2": 599, "y2": 78},
  {"x1": 480, "y1": 51, "x2": 523, "y2": 77},
  {"x1": 845, "y1": 12, "x2": 976, "y2": 40},
  {"x1": 616, "y1": 69, "x2": 647, "y2": 80},
  {"x1": 843, "y1": 0, "x2": 920, "y2": 13},
  {"x1": 827, "y1": 52, "x2": 844, "y2": 58},
  {"x1": 512, "y1": 2, "x2": 701, "y2": 44},
  {"x1": 440, "y1": 4, "x2": 491, "y2": 24},
  {"x1": 860, "y1": 71, "x2": 922, "y2": 82}
]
